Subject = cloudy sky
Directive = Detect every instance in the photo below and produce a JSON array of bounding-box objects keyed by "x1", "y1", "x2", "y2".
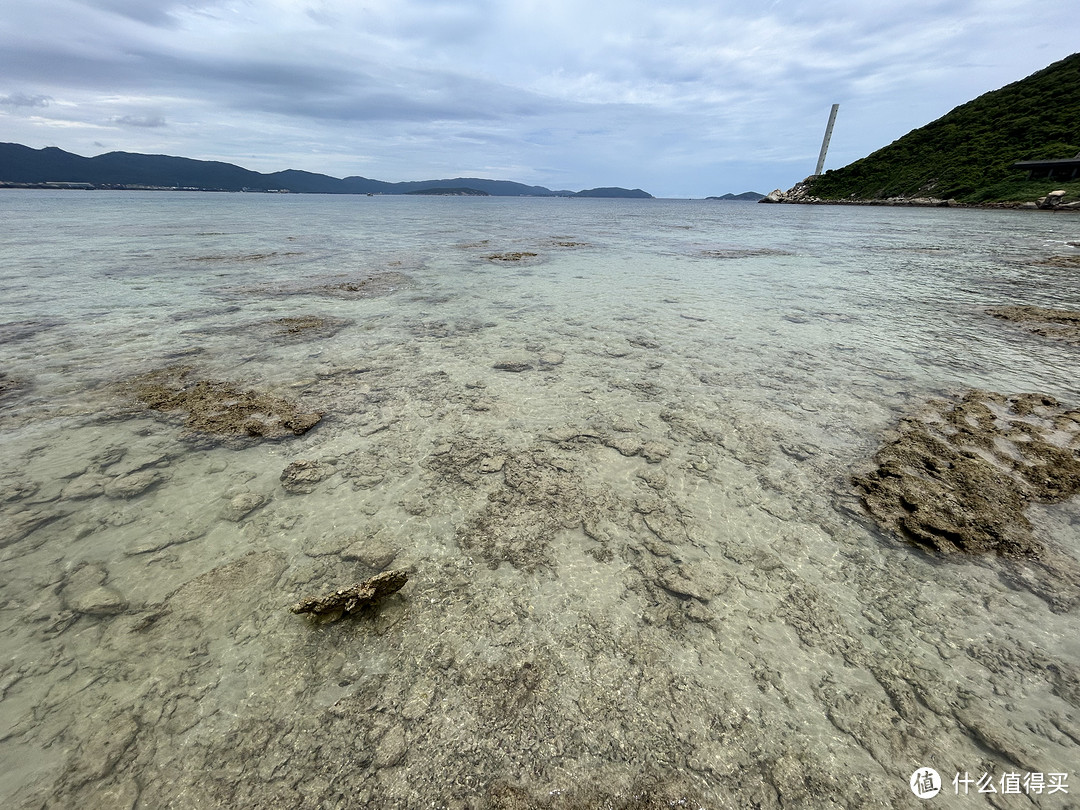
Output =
[{"x1": 0, "y1": 0, "x2": 1076, "y2": 197}]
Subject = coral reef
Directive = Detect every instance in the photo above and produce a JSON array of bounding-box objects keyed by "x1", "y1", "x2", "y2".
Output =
[{"x1": 122, "y1": 366, "x2": 322, "y2": 444}]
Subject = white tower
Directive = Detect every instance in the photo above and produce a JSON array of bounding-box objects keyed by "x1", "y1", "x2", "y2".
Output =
[{"x1": 814, "y1": 104, "x2": 840, "y2": 177}]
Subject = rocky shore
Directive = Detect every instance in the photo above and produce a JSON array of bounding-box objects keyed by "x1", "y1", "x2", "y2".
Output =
[{"x1": 760, "y1": 177, "x2": 1080, "y2": 210}]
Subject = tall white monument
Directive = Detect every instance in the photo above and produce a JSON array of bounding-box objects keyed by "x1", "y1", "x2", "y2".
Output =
[{"x1": 814, "y1": 104, "x2": 840, "y2": 177}]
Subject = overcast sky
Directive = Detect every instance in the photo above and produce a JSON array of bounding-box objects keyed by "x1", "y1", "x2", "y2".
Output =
[{"x1": 0, "y1": 0, "x2": 1076, "y2": 197}]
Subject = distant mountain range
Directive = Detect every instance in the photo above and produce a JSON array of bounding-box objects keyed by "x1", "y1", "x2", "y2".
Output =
[
  {"x1": 706, "y1": 192, "x2": 765, "y2": 201},
  {"x1": 0, "y1": 143, "x2": 653, "y2": 198}
]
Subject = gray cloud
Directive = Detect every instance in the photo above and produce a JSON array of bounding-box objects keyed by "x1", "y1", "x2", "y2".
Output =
[
  {"x1": 74, "y1": 0, "x2": 223, "y2": 27},
  {"x1": 114, "y1": 114, "x2": 167, "y2": 128},
  {"x1": 1, "y1": 0, "x2": 1076, "y2": 196},
  {"x1": 0, "y1": 92, "x2": 52, "y2": 107}
]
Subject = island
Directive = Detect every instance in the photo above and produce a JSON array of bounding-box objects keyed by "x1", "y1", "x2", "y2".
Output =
[{"x1": 404, "y1": 187, "x2": 489, "y2": 196}]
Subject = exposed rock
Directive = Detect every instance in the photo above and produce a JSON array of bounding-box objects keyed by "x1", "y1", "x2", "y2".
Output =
[
  {"x1": 286, "y1": 412, "x2": 322, "y2": 434},
  {"x1": 280, "y1": 459, "x2": 334, "y2": 494},
  {"x1": 853, "y1": 390, "x2": 1080, "y2": 557},
  {"x1": 290, "y1": 570, "x2": 408, "y2": 622},
  {"x1": 987, "y1": 305, "x2": 1080, "y2": 344},
  {"x1": 759, "y1": 179, "x2": 814, "y2": 204},
  {"x1": 1037, "y1": 190, "x2": 1068, "y2": 209},
  {"x1": 123, "y1": 365, "x2": 322, "y2": 444},
  {"x1": 221, "y1": 492, "x2": 268, "y2": 521}
]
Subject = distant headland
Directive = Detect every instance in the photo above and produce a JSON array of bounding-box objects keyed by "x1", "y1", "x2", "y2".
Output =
[
  {"x1": 0, "y1": 143, "x2": 654, "y2": 199},
  {"x1": 706, "y1": 192, "x2": 765, "y2": 201},
  {"x1": 762, "y1": 52, "x2": 1080, "y2": 209}
]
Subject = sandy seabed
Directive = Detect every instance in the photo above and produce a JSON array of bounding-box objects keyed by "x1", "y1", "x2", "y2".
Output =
[{"x1": 1, "y1": 194, "x2": 1078, "y2": 809}]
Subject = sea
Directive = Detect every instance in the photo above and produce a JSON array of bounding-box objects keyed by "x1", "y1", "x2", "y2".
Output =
[{"x1": 0, "y1": 190, "x2": 1078, "y2": 809}]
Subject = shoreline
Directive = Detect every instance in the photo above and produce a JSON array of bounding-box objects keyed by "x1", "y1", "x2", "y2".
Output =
[
  {"x1": 761, "y1": 196, "x2": 1080, "y2": 211},
  {"x1": 760, "y1": 181, "x2": 1080, "y2": 211}
]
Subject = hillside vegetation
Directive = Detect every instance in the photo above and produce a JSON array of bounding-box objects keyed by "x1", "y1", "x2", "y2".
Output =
[{"x1": 806, "y1": 52, "x2": 1080, "y2": 203}]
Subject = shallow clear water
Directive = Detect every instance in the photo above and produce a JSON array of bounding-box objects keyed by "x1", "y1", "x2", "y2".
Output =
[{"x1": 1, "y1": 191, "x2": 1078, "y2": 808}]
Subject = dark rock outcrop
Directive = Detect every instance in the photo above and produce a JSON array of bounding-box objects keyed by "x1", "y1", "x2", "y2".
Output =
[{"x1": 290, "y1": 570, "x2": 408, "y2": 622}]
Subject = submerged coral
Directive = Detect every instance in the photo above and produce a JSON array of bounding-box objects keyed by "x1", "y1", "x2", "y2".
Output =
[
  {"x1": 0, "y1": 371, "x2": 24, "y2": 401},
  {"x1": 221, "y1": 270, "x2": 415, "y2": 300},
  {"x1": 122, "y1": 365, "x2": 322, "y2": 444},
  {"x1": 853, "y1": 390, "x2": 1080, "y2": 557},
  {"x1": 987, "y1": 305, "x2": 1080, "y2": 345},
  {"x1": 483, "y1": 252, "x2": 539, "y2": 263}
]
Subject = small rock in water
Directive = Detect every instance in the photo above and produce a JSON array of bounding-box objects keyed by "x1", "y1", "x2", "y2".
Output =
[
  {"x1": 104, "y1": 469, "x2": 166, "y2": 499},
  {"x1": 479, "y1": 455, "x2": 506, "y2": 473},
  {"x1": 221, "y1": 491, "x2": 268, "y2": 521},
  {"x1": 62, "y1": 473, "x2": 109, "y2": 500},
  {"x1": 493, "y1": 356, "x2": 534, "y2": 372},
  {"x1": 62, "y1": 563, "x2": 129, "y2": 616},
  {"x1": 68, "y1": 586, "x2": 128, "y2": 616},
  {"x1": 605, "y1": 436, "x2": 642, "y2": 457},
  {"x1": 280, "y1": 460, "x2": 334, "y2": 494},
  {"x1": 641, "y1": 442, "x2": 671, "y2": 463},
  {"x1": 340, "y1": 538, "x2": 398, "y2": 571}
]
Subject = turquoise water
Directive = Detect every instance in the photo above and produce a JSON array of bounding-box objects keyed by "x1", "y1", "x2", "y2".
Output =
[{"x1": 1, "y1": 191, "x2": 1078, "y2": 808}]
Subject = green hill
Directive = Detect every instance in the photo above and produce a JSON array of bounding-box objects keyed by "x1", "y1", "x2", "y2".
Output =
[{"x1": 805, "y1": 52, "x2": 1080, "y2": 203}]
